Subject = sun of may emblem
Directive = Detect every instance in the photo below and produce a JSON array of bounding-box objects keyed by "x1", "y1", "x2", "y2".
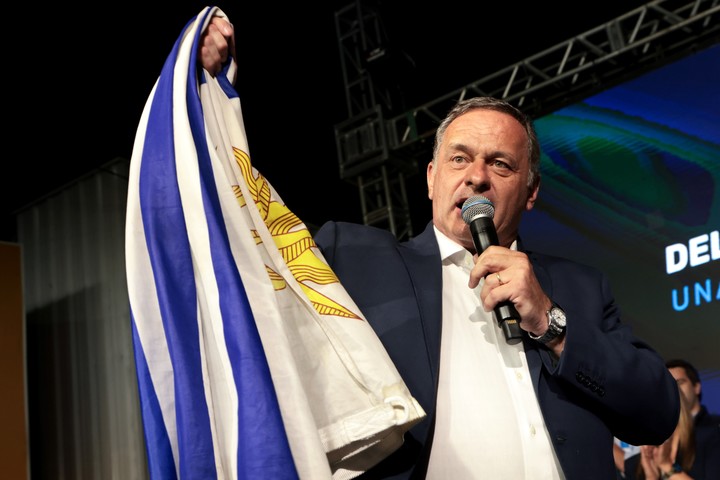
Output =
[{"x1": 231, "y1": 147, "x2": 361, "y2": 320}]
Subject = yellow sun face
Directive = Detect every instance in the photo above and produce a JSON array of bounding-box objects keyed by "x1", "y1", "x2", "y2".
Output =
[{"x1": 232, "y1": 147, "x2": 361, "y2": 320}]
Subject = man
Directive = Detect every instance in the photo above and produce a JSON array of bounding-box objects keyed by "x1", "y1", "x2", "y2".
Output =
[
  {"x1": 666, "y1": 358, "x2": 720, "y2": 438},
  {"x1": 621, "y1": 359, "x2": 720, "y2": 479},
  {"x1": 199, "y1": 15, "x2": 679, "y2": 479}
]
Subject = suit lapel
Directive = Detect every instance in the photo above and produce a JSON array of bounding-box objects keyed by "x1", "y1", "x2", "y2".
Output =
[{"x1": 399, "y1": 222, "x2": 444, "y2": 388}]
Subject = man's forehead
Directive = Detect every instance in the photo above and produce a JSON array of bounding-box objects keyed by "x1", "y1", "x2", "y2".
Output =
[{"x1": 669, "y1": 367, "x2": 691, "y2": 381}]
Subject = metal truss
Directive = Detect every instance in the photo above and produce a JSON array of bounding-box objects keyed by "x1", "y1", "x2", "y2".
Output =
[{"x1": 334, "y1": 0, "x2": 720, "y2": 239}]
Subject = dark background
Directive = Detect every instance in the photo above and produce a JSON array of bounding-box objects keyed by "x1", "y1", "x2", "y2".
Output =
[{"x1": 2, "y1": 1, "x2": 649, "y2": 242}]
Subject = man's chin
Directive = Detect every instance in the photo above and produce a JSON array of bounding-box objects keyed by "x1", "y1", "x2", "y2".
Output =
[{"x1": 453, "y1": 232, "x2": 475, "y2": 251}]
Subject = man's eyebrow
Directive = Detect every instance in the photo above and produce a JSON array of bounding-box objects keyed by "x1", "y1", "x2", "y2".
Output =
[{"x1": 445, "y1": 141, "x2": 471, "y2": 153}]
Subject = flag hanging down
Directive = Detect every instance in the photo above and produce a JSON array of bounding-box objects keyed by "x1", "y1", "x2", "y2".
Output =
[{"x1": 125, "y1": 6, "x2": 425, "y2": 480}]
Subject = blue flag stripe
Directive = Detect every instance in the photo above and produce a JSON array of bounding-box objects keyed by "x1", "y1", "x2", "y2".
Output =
[
  {"x1": 131, "y1": 314, "x2": 178, "y2": 480},
  {"x1": 139, "y1": 24, "x2": 216, "y2": 479}
]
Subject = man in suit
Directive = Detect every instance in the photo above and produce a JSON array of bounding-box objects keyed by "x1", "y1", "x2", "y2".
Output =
[
  {"x1": 623, "y1": 360, "x2": 720, "y2": 479},
  {"x1": 200, "y1": 17, "x2": 679, "y2": 479},
  {"x1": 666, "y1": 358, "x2": 720, "y2": 468},
  {"x1": 666, "y1": 359, "x2": 720, "y2": 433}
]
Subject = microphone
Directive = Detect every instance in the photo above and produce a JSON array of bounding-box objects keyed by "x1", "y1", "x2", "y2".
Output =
[{"x1": 461, "y1": 195, "x2": 523, "y2": 343}]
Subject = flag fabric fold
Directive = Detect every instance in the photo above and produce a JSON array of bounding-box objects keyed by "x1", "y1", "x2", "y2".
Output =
[{"x1": 125, "y1": 6, "x2": 425, "y2": 480}]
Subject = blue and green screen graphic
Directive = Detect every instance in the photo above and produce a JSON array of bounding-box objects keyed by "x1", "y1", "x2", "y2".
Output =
[{"x1": 523, "y1": 43, "x2": 719, "y2": 412}]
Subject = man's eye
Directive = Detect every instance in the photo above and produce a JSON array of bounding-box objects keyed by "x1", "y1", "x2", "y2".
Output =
[
  {"x1": 452, "y1": 156, "x2": 466, "y2": 164},
  {"x1": 492, "y1": 159, "x2": 510, "y2": 169}
]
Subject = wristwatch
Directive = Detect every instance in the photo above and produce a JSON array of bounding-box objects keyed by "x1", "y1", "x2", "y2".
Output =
[
  {"x1": 660, "y1": 462, "x2": 682, "y2": 479},
  {"x1": 528, "y1": 303, "x2": 566, "y2": 344}
]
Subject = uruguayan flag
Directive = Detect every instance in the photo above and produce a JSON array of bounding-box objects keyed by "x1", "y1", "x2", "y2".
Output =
[{"x1": 125, "y1": 6, "x2": 425, "y2": 480}]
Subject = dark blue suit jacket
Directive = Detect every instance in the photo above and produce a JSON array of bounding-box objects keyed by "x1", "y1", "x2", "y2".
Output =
[{"x1": 315, "y1": 220, "x2": 680, "y2": 480}]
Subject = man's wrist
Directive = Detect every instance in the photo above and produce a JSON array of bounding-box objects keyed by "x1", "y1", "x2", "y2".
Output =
[{"x1": 528, "y1": 303, "x2": 566, "y2": 344}]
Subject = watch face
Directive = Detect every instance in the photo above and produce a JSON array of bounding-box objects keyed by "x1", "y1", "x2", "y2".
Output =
[
  {"x1": 531, "y1": 305, "x2": 567, "y2": 343},
  {"x1": 551, "y1": 307, "x2": 567, "y2": 328}
]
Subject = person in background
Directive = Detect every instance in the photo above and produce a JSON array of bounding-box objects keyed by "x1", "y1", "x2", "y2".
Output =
[
  {"x1": 666, "y1": 359, "x2": 720, "y2": 439},
  {"x1": 615, "y1": 440, "x2": 628, "y2": 478},
  {"x1": 616, "y1": 436, "x2": 643, "y2": 478},
  {"x1": 197, "y1": 14, "x2": 680, "y2": 479},
  {"x1": 623, "y1": 379, "x2": 720, "y2": 479}
]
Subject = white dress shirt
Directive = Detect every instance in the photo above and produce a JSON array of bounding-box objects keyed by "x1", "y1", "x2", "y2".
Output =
[{"x1": 425, "y1": 226, "x2": 564, "y2": 479}]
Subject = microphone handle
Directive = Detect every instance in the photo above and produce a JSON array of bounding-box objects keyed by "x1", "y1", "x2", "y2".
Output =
[
  {"x1": 469, "y1": 218, "x2": 524, "y2": 344},
  {"x1": 494, "y1": 303, "x2": 523, "y2": 344}
]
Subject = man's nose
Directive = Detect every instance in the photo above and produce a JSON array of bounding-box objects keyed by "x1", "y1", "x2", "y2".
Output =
[{"x1": 464, "y1": 162, "x2": 490, "y2": 189}]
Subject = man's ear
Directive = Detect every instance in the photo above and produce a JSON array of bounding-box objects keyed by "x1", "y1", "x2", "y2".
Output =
[
  {"x1": 427, "y1": 161, "x2": 435, "y2": 200},
  {"x1": 526, "y1": 179, "x2": 540, "y2": 211}
]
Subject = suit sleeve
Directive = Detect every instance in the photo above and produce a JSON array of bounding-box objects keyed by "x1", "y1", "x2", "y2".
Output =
[{"x1": 538, "y1": 255, "x2": 680, "y2": 446}]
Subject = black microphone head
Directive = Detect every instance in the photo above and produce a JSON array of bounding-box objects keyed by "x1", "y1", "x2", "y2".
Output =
[{"x1": 461, "y1": 195, "x2": 495, "y2": 224}]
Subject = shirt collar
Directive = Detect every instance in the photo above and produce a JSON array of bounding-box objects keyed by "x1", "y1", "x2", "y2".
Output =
[{"x1": 433, "y1": 224, "x2": 519, "y2": 264}]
